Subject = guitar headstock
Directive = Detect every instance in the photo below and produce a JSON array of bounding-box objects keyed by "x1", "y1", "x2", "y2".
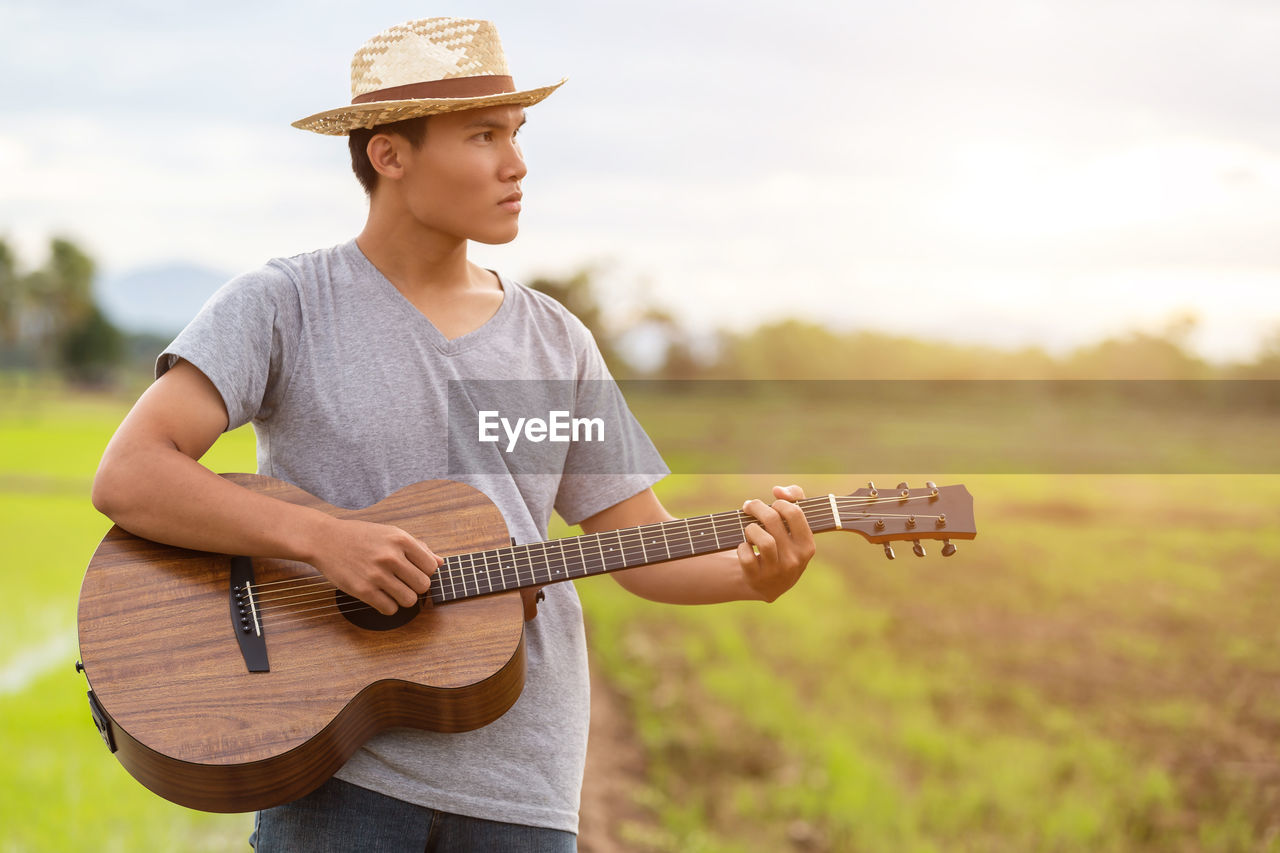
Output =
[{"x1": 833, "y1": 481, "x2": 976, "y2": 559}]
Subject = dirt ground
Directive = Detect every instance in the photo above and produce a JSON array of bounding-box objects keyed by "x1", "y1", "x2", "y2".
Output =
[{"x1": 578, "y1": 662, "x2": 658, "y2": 852}]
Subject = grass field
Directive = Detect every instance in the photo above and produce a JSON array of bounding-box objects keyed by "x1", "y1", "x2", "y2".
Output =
[{"x1": 2, "y1": 385, "x2": 1278, "y2": 851}]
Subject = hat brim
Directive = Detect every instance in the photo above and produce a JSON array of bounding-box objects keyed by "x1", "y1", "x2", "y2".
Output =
[{"x1": 291, "y1": 79, "x2": 566, "y2": 136}]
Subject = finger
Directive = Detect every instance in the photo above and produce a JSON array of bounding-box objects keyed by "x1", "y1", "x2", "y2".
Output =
[
  {"x1": 389, "y1": 579, "x2": 421, "y2": 609},
  {"x1": 400, "y1": 534, "x2": 442, "y2": 576},
  {"x1": 772, "y1": 497, "x2": 813, "y2": 543},
  {"x1": 366, "y1": 568, "x2": 422, "y2": 610},
  {"x1": 346, "y1": 579, "x2": 403, "y2": 616},
  {"x1": 772, "y1": 484, "x2": 806, "y2": 501},
  {"x1": 743, "y1": 498, "x2": 786, "y2": 540},
  {"x1": 742, "y1": 520, "x2": 779, "y2": 565},
  {"x1": 368, "y1": 551, "x2": 428, "y2": 606}
]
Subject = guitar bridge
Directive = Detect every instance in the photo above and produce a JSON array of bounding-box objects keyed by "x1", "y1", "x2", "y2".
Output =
[{"x1": 230, "y1": 556, "x2": 270, "y2": 672}]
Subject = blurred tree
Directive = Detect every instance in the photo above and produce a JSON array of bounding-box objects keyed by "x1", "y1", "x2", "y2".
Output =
[
  {"x1": 0, "y1": 236, "x2": 124, "y2": 382},
  {"x1": 706, "y1": 320, "x2": 1058, "y2": 379},
  {"x1": 60, "y1": 304, "x2": 125, "y2": 386},
  {"x1": 0, "y1": 239, "x2": 20, "y2": 348},
  {"x1": 1228, "y1": 325, "x2": 1280, "y2": 379},
  {"x1": 41, "y1": 238, "x2": 97, "y2": 328},
  {"x1": 1060, "y1": 313, "x2": 1211, "y2": 379}
]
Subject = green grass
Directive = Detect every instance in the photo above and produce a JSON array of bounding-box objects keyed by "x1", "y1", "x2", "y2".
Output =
[
  {"x1": 1, "y1": 388, "x2": 256, "y2": 852},
  {"x1": 3, "y1": 387, "x2": 1279, "y2": 851},
  {"x1": 573, "y1": 474, "x2": 1280, "y2": 851}
]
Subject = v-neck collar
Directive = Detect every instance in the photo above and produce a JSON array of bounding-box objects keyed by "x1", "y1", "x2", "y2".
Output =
[{"x1": 344, "y1": 239, "x2": 513, "y2": 356}]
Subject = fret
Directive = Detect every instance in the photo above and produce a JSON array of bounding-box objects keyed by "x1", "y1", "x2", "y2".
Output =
[
  {"x1": 544, "y1": 540, "x2": 569, "y2": 584},
  {"x1": 430, "y1": 557, "x2": 450, "y2": 603},
  {"x1": 449, "y1": 554, "x2": 467, "y2": 600},
  {"x1": 599, "y1": 530, "x2": 624, "y2": 572},
  {"x1": 710, "y1": 511, "x2": 742, "y2": 550},
  {"x1": 495, "y1": 546, "x2": 519, "y2": 592},
  {"x1": 466, "y1": 552, "x2": 484, "y2": 598},
  {"x1": 440, "y1": 556, "x2": 457, "y2": 601},
  {"x1": 559, "y1": 538, "x2": 586, "y2": 580},
  {"x1": 524, "y1": 541, "x2": 545, "y2": 585},
  {"x1": 618, "y1": 527, "x2": 646, "y2": 567},
  {"x1": 575, "y1": 533, "x2": 604, "y2": 576},
  {"x1": 640, "y1": 522, "x2": 671, "y2": 562},
  {"x1": 484, "y1": 549, "x2": 502, "y2": 595},
  {"x1": 687, "y1": 512, "x2": 721, "y2": 554},
  {"x1": 460, "y1": 553, "x2": 475, "y2": 598},
  {"x1": 489, "y1": 549, "x2": 507, "y2": 595},
  {"x1": 664, "y1": 517, "x2": 696, "y2": 560},
  {"x1": 466, "y1": 552, "x2": 481, "y2": 595},
  {"x1": 511, "y1": 543, "x2": 534, "y2": 589},
  {"x1": 719, "y1": 511, "x2": 740, "y2": 547},
  {"x1": 442, "y1": 556, "x2": 458, "y2": 601},
  {"x1": 453, "y1": 554, "x2": 467, "y2": 599}
]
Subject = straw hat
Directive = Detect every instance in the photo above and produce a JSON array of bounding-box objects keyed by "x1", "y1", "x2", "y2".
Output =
[{"x1": 293, "y1": 17, "x2": 564, "y2": 135}]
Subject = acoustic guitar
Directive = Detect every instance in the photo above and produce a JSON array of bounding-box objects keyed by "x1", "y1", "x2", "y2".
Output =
[{"x1": 76, "y1": 474, "x2": 976, "y2": 813}]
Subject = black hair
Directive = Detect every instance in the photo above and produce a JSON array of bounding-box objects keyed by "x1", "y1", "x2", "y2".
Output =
[{"x1": 347, "y1": 116, "x2": 430, "y2": 195}]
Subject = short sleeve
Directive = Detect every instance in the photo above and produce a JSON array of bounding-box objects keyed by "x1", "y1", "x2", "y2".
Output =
[
  {"x1": 156, "y1": 263, "x2": 302, "y2": 431},
  {"x1": 552, "y1": 321, "x2": 668, "y2": 525}
]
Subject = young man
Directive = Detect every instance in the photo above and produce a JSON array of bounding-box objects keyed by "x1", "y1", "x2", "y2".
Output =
[{"x1": 92, "y1": 17, "x2": 815, "y2": 851}]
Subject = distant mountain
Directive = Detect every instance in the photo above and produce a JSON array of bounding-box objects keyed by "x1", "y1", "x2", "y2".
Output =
[{"x1": 97, "y1": 262, "x2": 230, "y2": 335}]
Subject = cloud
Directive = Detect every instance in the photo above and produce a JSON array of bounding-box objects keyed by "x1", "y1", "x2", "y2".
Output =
[{"x1": 2, "y1": 0, "x2": 1278, "y2": 360}]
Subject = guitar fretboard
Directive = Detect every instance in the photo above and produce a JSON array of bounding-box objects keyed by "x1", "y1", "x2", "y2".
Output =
[{"x1": 428, "y1": 497, "x2": 841, "y2": 604}]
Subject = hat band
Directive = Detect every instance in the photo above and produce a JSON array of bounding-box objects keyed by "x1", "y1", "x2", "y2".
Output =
[{"x1": 351, "y1": 75, "x2": 516, "y2": 105}]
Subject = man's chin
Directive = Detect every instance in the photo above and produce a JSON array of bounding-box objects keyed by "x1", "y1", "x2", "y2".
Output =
[{"x1": 472, "y1": 228, "x2": 520, "y2": 246}]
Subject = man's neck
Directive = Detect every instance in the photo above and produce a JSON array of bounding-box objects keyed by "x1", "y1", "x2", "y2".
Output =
[
  {"x1": 356, "y1": 216, "x2": 476, "y2": 296},
  {"x1": 355, "y1": 200, "x2": 505, "y2": 340}
]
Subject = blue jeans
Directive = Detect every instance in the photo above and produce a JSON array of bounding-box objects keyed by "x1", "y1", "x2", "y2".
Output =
[{"x1": 250, "y1": 777, "x2": 577, "y2": 852}]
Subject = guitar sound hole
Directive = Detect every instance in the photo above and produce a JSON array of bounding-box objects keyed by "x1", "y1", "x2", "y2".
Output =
[{"x1": 334, "y1": 591, "x2": 420, "y2": 631}]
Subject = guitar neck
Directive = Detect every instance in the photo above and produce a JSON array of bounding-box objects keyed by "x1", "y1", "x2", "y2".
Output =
[{"x1": 429, "y1": 496, "x2": 842, "y2": 605}]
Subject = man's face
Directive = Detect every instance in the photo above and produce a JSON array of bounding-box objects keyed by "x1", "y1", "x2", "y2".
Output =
[{"x1": 392, "y1": 104, "x2": 528, "y2": 245}]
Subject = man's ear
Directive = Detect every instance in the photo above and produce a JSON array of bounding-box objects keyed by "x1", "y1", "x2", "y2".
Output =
[{"x1": 367, "y1": 133, "x2": 405, "y2": 182}]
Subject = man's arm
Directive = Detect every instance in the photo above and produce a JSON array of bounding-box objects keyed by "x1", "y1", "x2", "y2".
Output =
[
  {"x1": 92, "y1": 359, "x2": 440, "y2": 615},
  {"x1": 578, "y1": 486, "x2": 816, "y2": 604}
]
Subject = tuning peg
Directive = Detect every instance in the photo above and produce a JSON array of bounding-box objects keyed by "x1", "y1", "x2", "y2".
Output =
[
  {"x1": 941, "y1": 539, "x2": 957, "y2": 557},
  {"x1": 867, "y1": 481, "x2": 878, "y2": 496},
  {"x1": 883, "y1": 543, "x2": 896, "y2": 560},
  {"x1": 912, "y1": 541, "x2": 926, "y2": 558},
  {"x1": 925, "y1": 481, "x2": 939, "y2": 498}
]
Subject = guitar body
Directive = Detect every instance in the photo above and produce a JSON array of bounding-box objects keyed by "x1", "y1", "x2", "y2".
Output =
[{"x1": 77, "y1": 474, "x2": 526, "y2": 813}]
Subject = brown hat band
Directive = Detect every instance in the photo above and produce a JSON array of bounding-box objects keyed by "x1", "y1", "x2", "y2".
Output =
[{"x1": 351, "y1": 75, "x2": 516, "y2": 104}]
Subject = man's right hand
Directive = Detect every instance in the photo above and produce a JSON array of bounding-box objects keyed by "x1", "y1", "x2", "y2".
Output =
[{"x1": 309, "y1": 518, "x2": 443, "y2": 615}]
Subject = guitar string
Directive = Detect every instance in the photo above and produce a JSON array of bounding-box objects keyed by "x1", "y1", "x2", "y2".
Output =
[
  {"x1": 253, "y1": 493, "x2": 957, "y2": 627},
  {"x1": 251, "y1": 496, "x2": 861, "y2": 605},
  {"x1": 259, "y1": 500, "x2": 843, "y2": 625},
  {"x1": 254, "y1": 498, "x2": 948, "y2": 616},
  {"x1": 252, "y1": 494, "x2": 953, "y2": 616},
  {"x1": 251, "y1": 490, "x2": 942, "y2": 599}
]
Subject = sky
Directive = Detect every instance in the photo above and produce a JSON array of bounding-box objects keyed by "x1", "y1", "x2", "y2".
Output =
[{"x1": 2, "y1": 0, "x2": 1278, "y2": 361}]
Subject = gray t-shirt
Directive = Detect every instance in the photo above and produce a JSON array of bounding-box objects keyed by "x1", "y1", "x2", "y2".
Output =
[{"x1": 159, "y1": 239, "x2": 667, "y2": 833}]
